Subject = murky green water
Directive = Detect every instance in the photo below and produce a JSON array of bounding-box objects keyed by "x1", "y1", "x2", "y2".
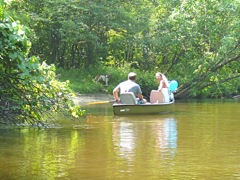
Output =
[{"x1": 0, "y1": 99, "x2": 239, "y2": 179}]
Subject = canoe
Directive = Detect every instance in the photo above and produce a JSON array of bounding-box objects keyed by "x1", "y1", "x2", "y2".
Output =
[
  {"x1": 113, "y1": 101, "x2": 174, "y2": 115},
  {"x1": 112, "y1": 91, "x2": 174, "y2": 115}
]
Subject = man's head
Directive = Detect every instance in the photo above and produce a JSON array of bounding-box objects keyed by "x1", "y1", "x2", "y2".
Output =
[{"x1": 128, "y1": 72, "x2": 137, "y2": 81}]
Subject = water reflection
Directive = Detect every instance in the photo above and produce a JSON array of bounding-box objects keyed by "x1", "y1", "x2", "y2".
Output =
[
  {"x1": 156, "y1": 117, "x2": 177, "y2": 148},
  {"x1": 0, "y1": 128, "x2": 86, "y2": 179},
  {"x1": 1, "y1": 100, "x2": 240, "y2": 179},
  {"x1": 113, "y1": 122, "x2": 136, "y2": 160},
  {"x1": 112, "y1": 116, "x2": 177, "y2": 162}
]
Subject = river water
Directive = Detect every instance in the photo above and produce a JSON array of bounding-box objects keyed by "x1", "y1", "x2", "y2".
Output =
[{"x1": 0, "y1": 99, "x2": 239, "y2": 179}]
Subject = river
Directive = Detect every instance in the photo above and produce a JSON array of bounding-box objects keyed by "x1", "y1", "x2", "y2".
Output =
[{"x1": 0, "y1": 99, "x2": 239, "y2": 179}]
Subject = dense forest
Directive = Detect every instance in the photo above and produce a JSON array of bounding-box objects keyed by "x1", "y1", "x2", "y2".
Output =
[
  {"x1": 6, "y1": 0, "x2": 240, "y2": 98},
  {"x1": 0, "y1": 0, "x2": 240, "y2": 124},
  {"x1": 8, "y1": 0, "x2": 240, "y2": 97}
]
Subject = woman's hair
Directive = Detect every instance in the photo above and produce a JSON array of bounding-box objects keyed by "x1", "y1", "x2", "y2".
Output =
[
  {"x1": 156, "y1": 72, "x2": 169, "y2": 87},
  {"x1": 155, "y1": 72, "x2": 162, "y2": 77}
]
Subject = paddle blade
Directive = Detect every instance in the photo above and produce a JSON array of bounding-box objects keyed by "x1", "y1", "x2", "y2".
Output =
[
  {"x1": 87, "y1": 101, "x2": 110, "y2": 105},
  {"x1": 169, "y1": 80, "x2": 178, "y2": 92},
  {"x1": 87, "y1": 100, "x2": 116, "y2": 105}
]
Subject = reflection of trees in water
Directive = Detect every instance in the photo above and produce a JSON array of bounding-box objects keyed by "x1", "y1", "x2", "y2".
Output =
[{"x1": 20, "y1": 129, "x2": 83, "y2": 179}]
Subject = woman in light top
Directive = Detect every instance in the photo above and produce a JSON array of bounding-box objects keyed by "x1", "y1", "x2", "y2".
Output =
[{"x1": 155, "y1": 72, "x2": 170, "y2": 103}]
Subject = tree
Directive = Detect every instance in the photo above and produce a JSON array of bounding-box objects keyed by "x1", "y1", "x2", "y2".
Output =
[
  {"x1": 150, "y1": 0, "x2": 240, "y2": 98},
  {"x1": 5, "y1": 0, "x2": 240, "y2": 98},
  {"x1": 0, "y1": 13, "x2": 85, "y2": 126}
]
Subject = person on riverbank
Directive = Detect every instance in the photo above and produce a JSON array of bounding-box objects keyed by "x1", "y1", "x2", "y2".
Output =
[
  {"x1": 113, "y1": 72, "x2": 145, "y2": 104},
  {"x1": 155, "y1": 72, "x2": 170, "y2": 102}
]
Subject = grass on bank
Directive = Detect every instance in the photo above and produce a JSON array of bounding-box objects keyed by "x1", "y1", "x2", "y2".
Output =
[
  {"x1": 56, "y1": 66, "x2": 240, "y2": 99},
  {"x1": 56, "y1": 66, "x2": 158, "y2": 97}
]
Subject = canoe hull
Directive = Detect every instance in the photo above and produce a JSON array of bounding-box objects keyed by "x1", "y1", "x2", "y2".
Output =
[{"x1": 113, "y1": 102, "x2": 174, "y2": 115}]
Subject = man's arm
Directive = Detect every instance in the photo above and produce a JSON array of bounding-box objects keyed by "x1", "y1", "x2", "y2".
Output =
[
  {"x1": 113, "y1": 87, "x2": 120, "y2": 102},
  {"x1": 137, "y1": 94, "x2": 143, "y2": 100},
  {"x1": 137, "y1": 85, "x2": 143, "y2": 100}
]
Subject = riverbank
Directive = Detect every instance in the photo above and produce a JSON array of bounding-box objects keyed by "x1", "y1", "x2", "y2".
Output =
[
  {"x1": 72, "y1": 93, "x2": 113, "y2": 105},
  {"x1": 72, "y1": 93, "x2": 240, "y2": 106}
]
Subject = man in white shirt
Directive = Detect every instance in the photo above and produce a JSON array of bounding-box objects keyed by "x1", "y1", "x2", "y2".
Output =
[{"x1": 113, "y1": 72, "x2": 144, "y2": 104}]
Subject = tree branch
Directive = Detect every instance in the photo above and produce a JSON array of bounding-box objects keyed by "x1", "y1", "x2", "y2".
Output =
[
  {"x1": 197, "y1": 74, "x2": 240, "y2": 90},
  {"x1": 211, "y1": 54, "x2": 240, "y2": 72}
]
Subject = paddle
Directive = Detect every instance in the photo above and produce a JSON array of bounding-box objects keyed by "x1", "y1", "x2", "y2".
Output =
[
  {"x1": 169, "y1": 80, "x2": 178, "y2": 92},
  {"x1": 87, "y1": 100, "x2": 116, "y2": 105}
]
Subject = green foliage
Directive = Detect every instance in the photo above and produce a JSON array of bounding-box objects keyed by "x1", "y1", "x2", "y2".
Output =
[
  {"x1": 0, "y1": 19, "x2": 85, "y2": 126},
  {"x1": 57, "y1": 64, "x2": 162, "y2": 101},
  {"x1": 5, "y1": 0, "x2": 240, "y2": 98},
  {"x1": 56, "y1": 68, "x2": 103, "y2": 94}
]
